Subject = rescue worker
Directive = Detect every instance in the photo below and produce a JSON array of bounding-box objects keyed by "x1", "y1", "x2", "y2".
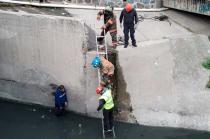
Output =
[
  {"x1": 97, "y1": 5, "x2": 118, "y2": 48},
  {"x1": 119, "y1": 3, "x2": 138, "y2": 48},
  {"x1": 96, "y1": 86, "x2": 114, "y2": 132},
  {"x1": 91, "y1": 56, "x2": 114, "y2": 88},
  {"x1": 55, "y1": 85, "x2": 68, "y2": 117}
]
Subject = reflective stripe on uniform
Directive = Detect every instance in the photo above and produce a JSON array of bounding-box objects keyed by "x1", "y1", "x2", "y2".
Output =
[
  {"x1": 99, "y1": 89, "x2": 114, "y2": 110},
  {"x1": 109, "y1": 29, "x2": 117, "y2": 33}
]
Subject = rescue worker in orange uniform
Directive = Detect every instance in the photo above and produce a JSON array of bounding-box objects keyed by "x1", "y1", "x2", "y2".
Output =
[{"x1": 97, "y1": 5, "x2": 118, "y2": 48}]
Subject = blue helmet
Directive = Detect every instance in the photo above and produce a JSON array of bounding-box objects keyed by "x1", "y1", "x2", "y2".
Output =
[{"x1": 91, "y1": 56, "x2": 101, "y2": 68}]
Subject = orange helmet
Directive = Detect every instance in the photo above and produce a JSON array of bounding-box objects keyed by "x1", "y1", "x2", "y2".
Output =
[
  {"x1": 125, "y1": 3, "x2": 132, "y2": 13},
  {"x1": 96, "y1": 86, "x2": 103, "y2": 94}
]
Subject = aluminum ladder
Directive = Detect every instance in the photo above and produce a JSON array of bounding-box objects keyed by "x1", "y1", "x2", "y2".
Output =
[{"x1": 95, "y1": 27, "x2": 116, "y2": 139}]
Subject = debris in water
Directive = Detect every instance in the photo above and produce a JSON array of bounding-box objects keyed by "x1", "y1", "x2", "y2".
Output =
[
  {"x1": 78, "y1": 124, "x2": 82, "y2": 135},
  {"x1": 61, "y1": 13, "x2": 66, "y2": 15},
  {"x1": 154, "y1": 62, "x2": 158, "y2": 66},
  {"x1": 41, "y1": 115, "x2": 45, "y2": 119},
  {"x1": 32, "y1": 109, "x2": 36, "y2": 112}
]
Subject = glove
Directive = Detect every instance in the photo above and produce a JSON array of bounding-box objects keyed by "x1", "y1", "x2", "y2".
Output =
[
  {"x1": 101, "y1": 25, "x2": 106, "y2": 29},
  {"x1": 65, "y1": 102, "x2": 68, "y2": 107},
  {"x1": 97, "y1": 15, "x2": 100, "y2": 21},
  {"x1": 120, "y1": 23, "x2": 122, "y2": 28},
  {"x1": 134, "y1": 24, "x2": 138, "y2": 30}
]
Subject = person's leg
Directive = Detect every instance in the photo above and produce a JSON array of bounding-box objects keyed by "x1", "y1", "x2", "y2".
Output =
[
  {"x1": 97, "y1": 29, "x2": 108, "y2": 45},
  {"x1": 123, "y1": 24, "x2": 129, "y2": 48},
  {"x1": 60, "y1": 103, "x2": 66, "y2": 116},
  {"x1": 130, "y1": 25, "x2": 137, "y2": 47},
  {"x1": 103, "y1": 109, "x2": 109, "y2": 131},
  {"x1": 110, "y1": 31, "x2": 118, "y2": 48},
  {"x1": 108, "y1": 108, "x2": 114, "y2": 130},
  {"x1": 55, "y1": 105, "x2": 61, "y2": 117}
]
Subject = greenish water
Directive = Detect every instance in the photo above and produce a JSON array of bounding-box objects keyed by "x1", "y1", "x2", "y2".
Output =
[{"x1": 0, "y1": 100, "x2": 210, "y2": 139}]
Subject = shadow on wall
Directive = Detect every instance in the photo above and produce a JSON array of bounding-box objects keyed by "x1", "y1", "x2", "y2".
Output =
[
  {"x1": 85, "y1": 24, "x2": 96, "y2": 51},
  {"x1": 111, "y1": 51, "x2": 136, "y2": 123}
]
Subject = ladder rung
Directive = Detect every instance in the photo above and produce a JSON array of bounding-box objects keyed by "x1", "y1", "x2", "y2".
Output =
[
  {"x1": 96, "y1": 36, "x2": 105, "y2": 38},
  {"x1": 97, "y1": 52, "x2": 107, "y2": 55},
  {"x1": 97, "y1": 45, "x2": 104, "y2": 47}
]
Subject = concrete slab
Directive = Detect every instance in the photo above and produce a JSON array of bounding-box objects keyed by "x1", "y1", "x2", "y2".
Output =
[{"x1": 117, "y1": 34, "x2": 210, "y2": 131}]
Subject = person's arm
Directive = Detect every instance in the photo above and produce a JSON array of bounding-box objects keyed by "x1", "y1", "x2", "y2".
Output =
[
  {"x1": 55, "y1": 90, "x2": 61, "y2": 107},
  {"x1": 97, "y1": 99, "x2": 106, "y2": 111},
  {"x1": 63, "y1": 93, "x2": 68, "y2": 106},
  {"x1": 97, "y1": 10, "x2": 104, "y2": 20},
  {"x1": 104, "y1": 17, "x2": 115, "y2": 29},
  {"x1": 119, "y1": 10, "x2": 124, "y2": 24},
  {"x1": 134, "y1": 10, "x2": 138, "y2": 24}
]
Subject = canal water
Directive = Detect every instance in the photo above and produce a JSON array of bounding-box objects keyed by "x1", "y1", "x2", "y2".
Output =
[{"x1": 0, "y1": 100, "x2": 210, "y2": 139}]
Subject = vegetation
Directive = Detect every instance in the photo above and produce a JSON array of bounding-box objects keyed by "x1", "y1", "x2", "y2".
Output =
[
  {"x1": 207, "y1": 81, "x2": 210, "y2": 89},
  {"x1": 202, "y1": 58, "x2": 210, "y2": 70},
  {"x1": 208, "y1": 35, "x2": 210, "y2": 41}
]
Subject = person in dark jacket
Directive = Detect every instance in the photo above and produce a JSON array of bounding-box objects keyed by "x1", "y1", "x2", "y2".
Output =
[
  {"x1": 119, "y1": 3, "x2": 138, "y2": 48},
  {"x1": 97, "y1": 5, "x2": 118, "y2": 48},
  {"x1": 55, "y1": 85, "x2": 68, "y2": 116}
]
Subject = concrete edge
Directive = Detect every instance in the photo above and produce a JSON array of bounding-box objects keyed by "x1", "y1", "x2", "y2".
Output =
[
  {"x1": 163, "y1": 6, "x2": 210, "y2": 16},
  {"x1": 0, "y1": 0, "x2": 168, "y2": 12},
  {"x1": 0, "y1": 8, "x2": 83, "y2": 21}
]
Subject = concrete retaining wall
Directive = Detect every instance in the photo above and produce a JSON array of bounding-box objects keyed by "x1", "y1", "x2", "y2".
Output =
[
  {"x1": 117, "y1": 34, "x2": 210, "y2": 131},
  {"x1": 0, "y1": 10, "x2": 99, "y2": 115},
  {"x1": 163, "y1": 0, "x2": 210, "y2": 16}
]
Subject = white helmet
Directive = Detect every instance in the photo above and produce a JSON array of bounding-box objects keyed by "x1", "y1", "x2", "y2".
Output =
[{"x1": 105, "y1": 5, "x2": 113, "y2": 12}]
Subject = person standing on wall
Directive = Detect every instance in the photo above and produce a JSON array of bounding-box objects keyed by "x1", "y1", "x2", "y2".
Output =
[
  {"x1": 97, "y1": 5, "x2": 118, "y2": 49},
  {"x1": 96, "y1": 85, "x2": 114, "y2": 132},
  {"x1": 55, "y1": 85, "x2": 68, "y2": 117},
  {"x1": 119, "y1": 3, "x2": 138, "y2": 48}
]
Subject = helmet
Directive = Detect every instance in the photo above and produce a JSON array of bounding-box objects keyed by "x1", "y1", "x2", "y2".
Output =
[
  {"x1": 105, "y1": 5, "x2": 113, "y2": 12},
  {"x1": 91, "y1": 56, "x2": 101, "y2": 68},
  {"x1": 125, "y1": 3, "x2": 132, "y2": 13},
  {"x1": 96, "y1": 86, "x2": 103, "y2": 94}
]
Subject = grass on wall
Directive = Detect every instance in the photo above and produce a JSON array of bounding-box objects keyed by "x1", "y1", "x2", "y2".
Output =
[
  {"x1": 202, "y1": 58, "x2": 210, "y2": 70},
  {"x1": 206, "y1": 81, "x2": 210, "y2": 89}
]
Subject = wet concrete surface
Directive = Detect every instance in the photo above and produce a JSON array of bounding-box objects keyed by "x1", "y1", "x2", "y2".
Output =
[{"x1": 0, "y1": 99, "x2": 210, "y2": 139}]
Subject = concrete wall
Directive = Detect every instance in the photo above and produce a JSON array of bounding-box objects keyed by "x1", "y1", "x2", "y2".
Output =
[
  {"x1": 0, "y1": 10, "x2": 99, "y2": 115},
  {"x1": 163, "y1": 0, "x2": 210, "y2": 16},
  {"x1": 117, "y1": 34, "x2": 210, "y2": 131}
]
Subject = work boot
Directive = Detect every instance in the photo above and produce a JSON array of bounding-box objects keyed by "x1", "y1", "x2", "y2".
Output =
[
  {"x1": 132, "y1": 44, "x2": 137, "y2": 47},
  {"x1": 124, "y1": 45, "x2": 128, "y2": 48}
]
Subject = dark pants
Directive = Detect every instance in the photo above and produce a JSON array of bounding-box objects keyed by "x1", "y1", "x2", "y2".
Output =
[
  {"x1": 123, "y1": 24, "x2": 136, "y2": 46},
  {"x1": 97, "y1": 29, "x2": 117, "y2": 47},
  {"x1": 55, "y1": 103, "x2": 66, "y2": 117},
  {"x1": 103, "y1": 108, "x2": 114, "y2": 131}
]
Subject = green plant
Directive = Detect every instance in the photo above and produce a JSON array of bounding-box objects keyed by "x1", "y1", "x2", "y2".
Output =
[
  {"x1": 202, "y1": 58, "x2": 210, "y2": 70},
  {"x1": 207, "y1": 81, "x2": 210, "y2": 89},
  {"x1": 208, "y1": 35, "x2": 210, "y2": 41}
]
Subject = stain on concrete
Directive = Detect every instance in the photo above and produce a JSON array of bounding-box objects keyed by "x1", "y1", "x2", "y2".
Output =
[{"x1": 114, "y1": 51, "x2": 136, "y2": 123}]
